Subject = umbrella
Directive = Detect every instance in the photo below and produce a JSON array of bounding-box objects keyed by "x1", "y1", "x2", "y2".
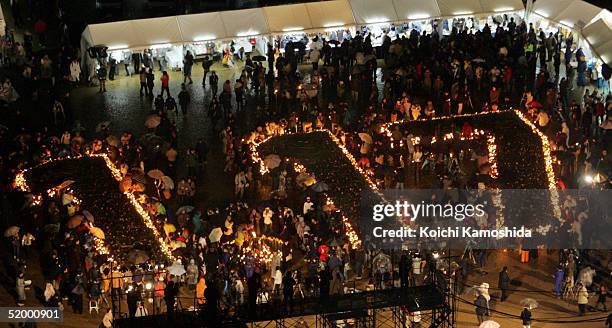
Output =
[
  {"x1": 263, "y1": 154, "x2": 281, "y2": 169},
  {"x1": 170, "y1": 240, "x2": 186, "y2": 250},
  {"x1": 358, "y1": 133, "x2": 373, "y2": 144},
  {"x1": 89, "y1": 227, "x2": 105, "y2": 239},
  {"x1": 147, "y1": 169, "x2": 165, "y2": 180},
  {"x1": 311, "y1": 181, "x2": 329, "y2": 192},
  {"x1": 161, "y1": 176, "x2": 174, "y2": 190},
  {"x1": 600, "y1": 119, "x2": 612, "y2": 130},
  {"x1": 472, "y1": 58, "x2": 486, "y2": 63},
  {"x1": 131, "y1": 173, "x2": 147, "y2": 185},
  {"x1": 304, "y1": 177, "x2": 316, "y2": 186},
  {"x1": 527, "y1": 100, "x2": 542, "y2": 108},
  {"x1": 4, "y1": 226, "x2": 20, "y2": 237},
  {"x1": 479, "y1": 321, "x2": 500, "y2": 328},
  {"x1": 145, "y1": 114, "x2": 161, "y2": 128},
  {"x1": 82, "y1": 210, "x2": 94, "y2": 223},
  {"x1": 296, "y1": 173, "x2": 312, "y2": 184},
  {"x1": 96, "y1": 121, "x2": 111, "y2": 132},
  {"x1": 106, "y1": 135, "x2": 118, "y2": 147},
  {"x1": 167, "y1": 261, "x2": 186, "y2": 276},
  {"x1": 252, "y1": 55, "x2": 266, "y2": 62},
  {"x1": 57, "y1": 180, "x2": 75, "y2": 189},
  {"x1": 520, "y1": 298, "x2": 539, "y2": 309},
  {"x1": 209, "y1": 228, "x2": 223, "y2": 243},
  {"x1": 394, "y1": 68, "x2": 407, "y2": 76},
  {"x1": 67, "y1": 215, "x2": 84, "y2": 229},
  {"x1": 177, "y1": 205, "x2": 195, "y2": 214},
  {"x1": 127, "y1": 249, "x2": 149, "y2": 264}
]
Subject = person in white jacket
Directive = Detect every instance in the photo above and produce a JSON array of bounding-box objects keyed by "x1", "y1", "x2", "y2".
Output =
[{"x1": 69, "y1": 58, "x2": 81, "y2": 83}]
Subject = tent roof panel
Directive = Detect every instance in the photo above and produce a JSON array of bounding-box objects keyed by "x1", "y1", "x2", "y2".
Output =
[
  {"x1": 583, "y1": 18, "x2": 612, "y2": 50},
  {"x1": 478, "y1": 0, "x2": 524, "y2": 13},
  {"x1": 532, "y1": 0, "x2": 575, "y2": 20},
  {"x1": 131, "y1": 16, "x2": 183, "y2": 47},
  {"x1": 177, "y1": 12, "x2": 227, "y2": 42},
  {"x1": 553, "y1": 0, "x2": 602, "y2": 28},
  {"x1": 263, "y1": 4, "x2": 313, "y2": 32},
  {"x1": 436, "y1": 0, "x2": 484, "y2": 16},
  {"x1": 87, "y1": 21, "x2": 139, "y2": 49},
  {"x1": 220, "y1": 8, "x2": 269, "y2": 38},
  {"x1": 305, "y1": 0, "x2": 355, "y2": 30},
  {"x1": 349, "y1": 0, "x2": 398, "y2": 25},
  {"x1": 595, "y1": 39, "x2": 612, "y2": 64},
  {"x1": 392, "y1": 0, "x2": 441, "y2": 21}
]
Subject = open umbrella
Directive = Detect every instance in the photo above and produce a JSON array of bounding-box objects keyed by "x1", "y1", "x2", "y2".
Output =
[
  {"x1": 479, "y1": 321, "x2": 500, "y2": 328},
  {"x1": 66, "y1": 215, "x2": 83, "y2": 229},
  {"x1": 106, "y1": 135, "x2": 118, "y2": 147},
  {"x1": 82, "y1": 210, "x2": 95, "y2": 223},
  {"x1": 358, "y1": 133, "x2": 373, "y2": 144},
  {"x1": 170, "y1": 240, "x2": 186, "y2": 250},
  {"x1": 89, "y1": 227, "x2": 105, "y2": 239},
  {"x1": 472, "y1": 58, "x2": 486, "y2": 63},
  {"x1": 296, "y1": 173, "x2": 312, "y2": 185},
  {"x1": 145, "y1": 114, "x2": 161, "y2": 129},
  {"x1": 252, "y1": 55, "x2": 266, "y2": 62},
  {"x1": 304, "y1": 177, "x2": 316, "y2": 186},
  {"x1": 600, "y1": 118, "x2": 612, "y2": 130},
  {"x1": 311, "y1": 181, "x2": 329, "y2": 192},
  {"x1": 57, "y1": 180, "x2": 75, "y2": 189},
  {"x1": 131, "y1": 173, "x2": 147, "y2": 185},
  {"x1": 127, "y1": 249, "x2": 149, "y2": 264},
  {"x1": 527, "y1": 100, "x2": 542, "y2": 108},
  {"x1": 520, "y1": 298, "x2": 539, "y2": 309},
  {"x1": 209, "y1": 228, "x2": 223, "y2": 243},
  {"x1": 167, "y1": 261, "x2": 186, "y2": 276},
  {"x1": 161, "y1": 176, "x2": 174, "y2": 190},
  {"x1": 147, "y1": 169, "x2": 165, "y2": 180},
  {"x1": 177, "y1": 205, "x2": 195, "y2": 214},
  {"x1": 263, "y1": 154, "x2": 281, "y2": 170},
  {"x1": 4, "y1": 226, "x2": 20, "y2": 237}
]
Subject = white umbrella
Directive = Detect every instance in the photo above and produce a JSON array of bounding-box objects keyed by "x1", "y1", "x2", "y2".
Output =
[
  {"x1": 209, "y1": 228, "x2": 223, "y2": 243},
  {"x1": 600, "y1": 119, "x2": 612, "y2": 130},
  {"x1": 4, "y1": 226, "x2": 20, "y2": 237},
  {"x1": 147, "y1": 169, "x2": 165, "y2": 180},
  {"x1": 358, "y1": 133, "x2": 373, "y2": 144},
  {"x1": 479, "y1": 321, "x2": 500, "y2": 328},
  {"x1": 161, "y1": 176, "x2": 174, "y2": 190},
  {"x1": 263, "y1": 154, "x2": 281, "y2": 170},
  {"x1": 167, "y1": 261, "x2": 186, "y2": 276},
  {"x1": 520, "y1": 298, "x2": 539, "y2": 310}
]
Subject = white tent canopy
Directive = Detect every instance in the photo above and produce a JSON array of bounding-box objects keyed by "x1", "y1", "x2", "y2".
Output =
[
  {"x1": 80, "y1": 0, "x2": 611, "y2": 65},
  {"x1": 82, "y1": 0, "x2": 527, "y2": 50}
]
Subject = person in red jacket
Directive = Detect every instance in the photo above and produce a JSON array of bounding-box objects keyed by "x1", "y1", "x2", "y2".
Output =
[{"x1": 160, "y1": 71, "x2": 170, "y2": 97}]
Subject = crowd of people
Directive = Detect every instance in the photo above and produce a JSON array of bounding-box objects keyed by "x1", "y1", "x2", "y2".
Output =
[{"x1": 0, "y1": 5, "x2": 610, "y2": 328}]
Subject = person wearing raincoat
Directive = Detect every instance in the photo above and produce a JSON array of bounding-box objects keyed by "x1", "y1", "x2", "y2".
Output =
[
  {"x1": 186, "y1": 259, "x2": 198, "y2": 290},
  {"x1": 196, "y1": 275, "x2": 207, "y2": 306}
]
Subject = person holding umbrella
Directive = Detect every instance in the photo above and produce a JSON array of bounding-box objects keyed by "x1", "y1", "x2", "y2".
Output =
[
  {"x1": 520, "y1": 306, "x2": 532, "y2": 328},
  {"x1": 474, "y1": 293, "x2": 487, "y2": 325},
  {"x1": 577, "y1": 282, "x2": 590, "y2": 315}
]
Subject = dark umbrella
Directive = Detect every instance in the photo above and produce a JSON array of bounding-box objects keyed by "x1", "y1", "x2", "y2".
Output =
[
  {"x1": 252, "y1": 55, "x2": 266, "y2": 62},
  {"x1": 311, "y1": 182, "x2": 329, "y2": 193}
]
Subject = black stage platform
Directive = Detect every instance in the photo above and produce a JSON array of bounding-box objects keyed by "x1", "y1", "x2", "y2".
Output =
[{"x1": 114, "y1": 285, "x2": 447, "y2": 328}]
